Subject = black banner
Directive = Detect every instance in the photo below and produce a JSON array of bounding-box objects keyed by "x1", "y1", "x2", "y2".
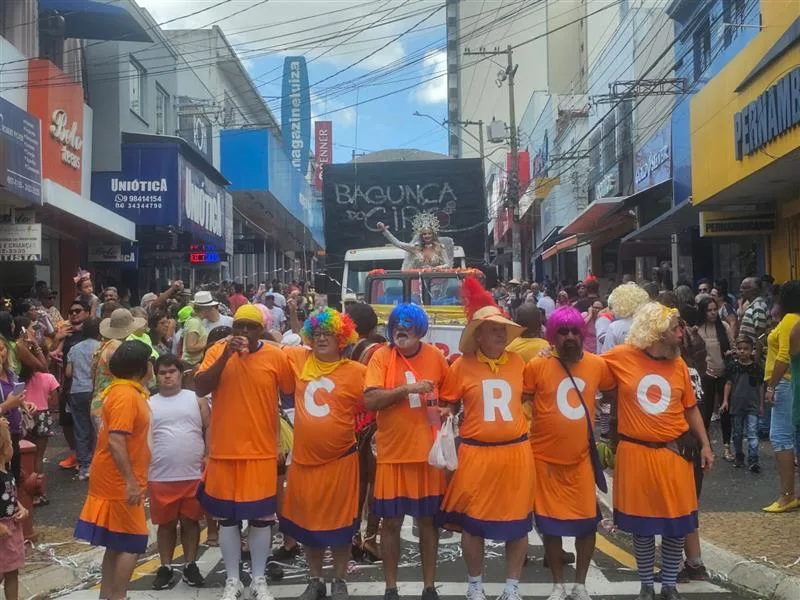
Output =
[{"x1": 322, "y1": 158, "x2": 485, "y2": 274}]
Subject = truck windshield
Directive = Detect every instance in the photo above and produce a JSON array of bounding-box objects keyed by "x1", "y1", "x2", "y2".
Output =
[{"x1": 345, "y1": 258, "x2": 403, "y2": 295}]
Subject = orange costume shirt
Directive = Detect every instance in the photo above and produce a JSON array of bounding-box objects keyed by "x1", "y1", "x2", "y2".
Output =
[
  {"x1": 364, "y1": 343, "x2": 449, "y2": 464},
  {"x1": 199, "y1": 341, "x2": 294, "y2": 461},
  {"x1": 438, "y1": 353, "x2": 534, "y2": 540},
  {"x1": 280, "y1": 347, "x2": 365, "y2": 547},
  {"x1": 75, "y1": 382, "x2": 151, "y2": 553},
  {"x1": 523, "y1": 353, "x2": 615, "y2": 464},
  {"x1": 603, "y1": 344, "x2": 699, "y2": 537}
]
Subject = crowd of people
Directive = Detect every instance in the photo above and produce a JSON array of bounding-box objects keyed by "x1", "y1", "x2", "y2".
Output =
[{"x1": 0, "y1": 268, "x2": 797, "y2": 600}]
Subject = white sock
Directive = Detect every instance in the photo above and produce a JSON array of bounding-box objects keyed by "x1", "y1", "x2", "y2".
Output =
[
  {"x1": 468, "y1": 575, "x2": 483, "y2": 593},
  {"x1": 572, "y1": 583, "x2": 587, "y2": 594},
  {"x1": 248, "y1": 524, "x2": 273, "y2": 580},
  {"x1": 504, "y1": 579, "x2": 519, "y2": 595},
  {"x1": 219, "y1": 524, "x2": 242, "y2": 581},
  {"x1": 552, "y1": 583, "x2": 566, "y2": 595}
]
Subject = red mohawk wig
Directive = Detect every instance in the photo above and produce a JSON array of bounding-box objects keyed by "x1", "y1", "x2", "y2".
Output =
[{"x1": 461, "y1": 275, "x2": 500, "y2": 320}]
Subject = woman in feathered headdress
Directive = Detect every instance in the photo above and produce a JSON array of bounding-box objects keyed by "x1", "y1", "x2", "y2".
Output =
[
  {"x1": 438, "y1": 276, "x2": 535, "y2": 600},
  {"x1": 376, "y1": 212, "x2": 454, "y2": 270}
]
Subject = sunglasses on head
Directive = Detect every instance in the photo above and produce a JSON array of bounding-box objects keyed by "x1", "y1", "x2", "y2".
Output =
[{"x1": 557, "y1": 327, "x2": 582, "y2": 336}]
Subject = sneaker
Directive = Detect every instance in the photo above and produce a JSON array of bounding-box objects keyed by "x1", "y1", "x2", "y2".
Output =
[
  {"x1": 331, "y1": 579, "x2": 348, "y2": 600},
  {"x1": 221, "y1": 578, "x2": 244, "y2": 600},
  {"x1": 569, "y1": 584, "x2": 592, "y2": 600},
  {"x1": 183, "y1": 561, "x2": 205, "y2": 587},
  {"x1": 636, "y1": 585, "x2": 656, "y2": 600},
  {"x1": 152, "y1": 566, "x2": 174, "y2": 590},
  {"x1": 77, "y1": 470, "x2": 89, "y2": 481},
  {"x1": 58, "y1": 454, "x2": 78, "y2": 469},
  {"x1": 267, "y1": 561, "x2": 284, "y2": 581},
  {"x1": 299, "y1": 579, "x2": 326, "y2": 600},
  {"x1": 384, "y1": 588, "x2": 400, "y2": 600},
  {"x1": 250, "y1": 575, "x2": 274, "y2": 600},
  {"x1": 545, "y1": 585, "x2": 567, "y2": 600},
  {"x1": 497, "y1": 590, "x2": 522, "y2": 600},
  {"x1": 273, "y1": 545, "x2": 301, "y2": 562},
  {"x1": 750, "y1": 463, "x2": 761, "y2": 473},
  {"x1": 466, "y1": 586, "x2": 486, "y2": 600},
  {"x1": 733, "y1": 459, "x2": 745, "y2": 468},
  {"x1": 660, "y1": 586, "x2": 685, "y2": 600},
  {"x1": 421, "y1": 587, "x2": 438, "y2": 600}
]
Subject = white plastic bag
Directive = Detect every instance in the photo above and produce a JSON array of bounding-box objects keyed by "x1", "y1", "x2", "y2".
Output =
[{"x1": 428, "y1": 416, "x2": 458, "y2": 471}]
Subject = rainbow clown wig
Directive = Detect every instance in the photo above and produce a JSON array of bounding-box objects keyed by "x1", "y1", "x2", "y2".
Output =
[
  {"x1": 546, "y1": 306, "x2": 587, "y2": 345},
  {"x1": 607, "y1": 282, "x2": 650, "y2": 319},
  {"x1": 626, "y1": 302, "x2": 679, "y2": 349},
  {"x1": 386, "y1": 303, "x2": 429, "y2": 345},
  {"x1": 301, "y1": 308, "x2": 358, "y2": 350}
]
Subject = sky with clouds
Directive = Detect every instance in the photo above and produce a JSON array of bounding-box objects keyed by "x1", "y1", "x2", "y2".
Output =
[{"x1": 137, "y1": 0, "x2": 450, "y2": 163}]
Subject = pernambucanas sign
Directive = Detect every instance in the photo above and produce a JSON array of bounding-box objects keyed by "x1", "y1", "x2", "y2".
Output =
[{"x1": 0, "y1": 223, "x2": 42, "y2": 261}]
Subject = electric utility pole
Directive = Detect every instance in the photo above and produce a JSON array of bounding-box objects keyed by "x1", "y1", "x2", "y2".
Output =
[{"x1": 464, "y1": 44, "x2": 521, "y2": 280}]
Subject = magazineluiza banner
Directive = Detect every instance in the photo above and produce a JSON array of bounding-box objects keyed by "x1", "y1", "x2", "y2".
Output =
[
  {"x1": 281, "y1": 56, "x2": 311, "y2": 175},
  {"x1": 322, "y1": 158, "x2": 485, "y2": 265}
]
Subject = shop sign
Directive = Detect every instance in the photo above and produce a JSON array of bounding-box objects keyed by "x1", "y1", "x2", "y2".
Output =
[
  {"x1": 0, "y1": 97, "x2": 42, "y2": 204},
  {"x1": 88, "y1": 243, "x2": 138, "y2": 266},
  {"x1": 314, "y1": 121, "x2": 332, "y2": 191},
  {"x1": 594, "y1": 165, "x2": 619, "y2": 200},
  {"x1": 281, "y1": 56, "x2": 311, "y2": 174},
  {"x1": 734, "y1": 66, "x2": 800, "y2": 160},
  {"x1": 634, "y1": 122, "x2": 671, "y2": 192},
  {"x1": 27, "y1": 59, "x2": 85, "y2": 195},
  {"x1": 0, "y1": 223, "x2": 42, "y2": 262},
  {"x1": 181, "y1": 157, "x2": 225, "y2": 243},
  {"x1": 699, "y1": 211, "x2": 776, "y2": 237},
  {"x1": 178, "y1": 111, "x2": 213, "y2": 163}
]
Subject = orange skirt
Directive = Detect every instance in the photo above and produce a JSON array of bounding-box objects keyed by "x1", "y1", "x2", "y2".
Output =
[
  {"x1": 197, "y1": 458, "x2": 277, "y2": 521},
  {"x1": 439, "y1": 437, "x2": 535, "y2": 540},
  {"x1": 279, "y1": 449, "x2": 359, "y2": 547},
  {"x1": 613, "y1": 441, "x2": 698, "y2": 537},
  {"x1": 533, "y1": 457, "x2": 599, "y2": 537},
  {"x1": 373, "y1": 461, "x2": 446, "y2": 518},
  {"x1": 74, "y1": 494, "x2": 148, "y2": 554}
]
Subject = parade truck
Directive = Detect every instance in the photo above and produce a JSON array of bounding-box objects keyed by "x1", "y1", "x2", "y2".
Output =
[{"x1": 363, "y1": 268, "x2": 484, "y2": 362}]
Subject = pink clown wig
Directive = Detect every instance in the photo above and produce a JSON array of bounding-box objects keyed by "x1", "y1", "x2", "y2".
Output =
[
  {"x1": 546, "y1": 306, "x2": 587, "y2": 345},
  {"x1": 254, "y1": 303, "x2": 274, "y2": 330}
]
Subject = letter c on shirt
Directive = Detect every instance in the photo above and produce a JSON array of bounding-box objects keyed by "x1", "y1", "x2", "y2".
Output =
[
  {"x1": 304, "y1": 377, "x2": 335, "y2": 417},
  {"x1": 556, "y1": 376, "x2": 586, "y2": 420},
  {"x1": 405, "y1": 371, "x2": 421, "y2": 408},
  {"x1": 636, "y1": 374, "x2": 671, "y2": 415},
  {"x1": 482, "y1": 379, "x2": 513, "y2": 422}
]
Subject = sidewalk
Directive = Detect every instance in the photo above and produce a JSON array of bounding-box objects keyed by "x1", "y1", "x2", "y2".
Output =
[{"x1": 598, "y1": 421, "x2": 800, "y2": 600}]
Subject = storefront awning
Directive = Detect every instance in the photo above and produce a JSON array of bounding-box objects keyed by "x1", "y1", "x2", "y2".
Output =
[
  {"x1": 561, "y1": 196, "x2": 629, "y2": 236},
  {"x1": 533, "y1": 226, "x2": 561, "y2": 258},
  {"x1": 621, "y1": 199, "x2": 697, "y2": 243},
  {"x1": 541, "y1": 235, "x2": 577, "y2": 261},
  {"x1": 39, "y1": 0, "x2": 152, "y2": 42},
  {"x1": 42, "y1": 179, "x2": 136, "y2": 241}
]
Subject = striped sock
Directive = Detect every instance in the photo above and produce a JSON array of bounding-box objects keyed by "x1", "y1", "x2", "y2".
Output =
[
  {"x1": 660, "y1": 536, "x2": 686, "y2": 588},
  {"x1": 633, "y1": 534, "x2": 656, "y2": 587}
]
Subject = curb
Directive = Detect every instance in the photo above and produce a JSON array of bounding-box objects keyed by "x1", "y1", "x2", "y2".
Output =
[
  {"x1": 19, "y1": 521, "x2": 158, "y2": 599},
  {"x1": 597, "y1": 475, "x2": 800, "y2": 600}
]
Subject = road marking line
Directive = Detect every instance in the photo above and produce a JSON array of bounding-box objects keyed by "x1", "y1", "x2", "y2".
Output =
[{"x1": 595, "y1": 534, "x2": 638, "y2": 570}]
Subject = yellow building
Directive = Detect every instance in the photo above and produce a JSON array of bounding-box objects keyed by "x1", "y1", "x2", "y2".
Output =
[{"x1": 690, "y1": 1, "x2": 800, "y2": 282}]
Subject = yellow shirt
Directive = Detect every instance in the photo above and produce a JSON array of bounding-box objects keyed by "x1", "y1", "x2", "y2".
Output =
[
  {"x1": 506, "y1": 336, "x2": 551, "y2": 421},
  {"x1": 765, "y1": 313, "x2": 800, "y2": 382}
]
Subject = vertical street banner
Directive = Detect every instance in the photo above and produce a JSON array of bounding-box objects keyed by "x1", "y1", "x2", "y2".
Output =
[
  {"x1": 281, "y1": 56, "x2": 311, "y2": 175},
  {"x1": 314, "y1": 121, "x2": 332, "y2": 191}
]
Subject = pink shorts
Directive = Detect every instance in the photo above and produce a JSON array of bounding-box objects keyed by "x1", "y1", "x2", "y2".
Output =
[
  {"x1": 148, "y1": 480, "x2": 204, "y2": 525},
  {"x1": 0, "y1": 519, "x2": 25, "y2": 573}
]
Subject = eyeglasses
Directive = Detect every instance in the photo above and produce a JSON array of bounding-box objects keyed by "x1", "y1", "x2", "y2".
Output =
[
  {"x1": 557, "y1": 327, "x2": 582, "y2": 336},
  {"x1": 69, "y1": 308, "x2": 84, "y2": 315},
  {"x1": 312, "y1": 330, "x2": 334, "y2": 339},
  {"x1": 234, "y1": 322, "x2": 261, "y2": 332}
]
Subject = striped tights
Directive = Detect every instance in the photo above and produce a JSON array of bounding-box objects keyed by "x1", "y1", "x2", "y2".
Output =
[{"x1": 633, "y1": 535, "x2": 685, "y2": 588}]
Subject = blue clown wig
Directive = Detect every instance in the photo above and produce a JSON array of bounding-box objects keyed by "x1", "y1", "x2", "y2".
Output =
[
  {"x1": 386, "y1": 303, "x2": 429, "y2": 344},
  {"x1": 546, "y1": 306, "x2": 587, "y2": 345}
]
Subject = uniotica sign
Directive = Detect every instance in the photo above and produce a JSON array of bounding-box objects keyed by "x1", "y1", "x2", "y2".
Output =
[
  {"x1": 91, "y1": 144, "x2": 225, "y2": 245},
  {"x1": 281, "y1": 56, "x2": 311, "y2": 175}
]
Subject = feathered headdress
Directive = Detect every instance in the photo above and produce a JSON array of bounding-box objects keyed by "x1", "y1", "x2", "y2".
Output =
[
  {"x1": 411, "y1": 211, "x2": 440, "y2": 236},
  {"x1": 458, "y1": 275, "x2": 521, "y2": 353},
  {"x1": 73, "y1": 268, "x2": 91, "y2": 285}
]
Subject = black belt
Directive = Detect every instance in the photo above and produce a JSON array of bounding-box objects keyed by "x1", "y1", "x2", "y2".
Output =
[
  {"x1": 460, "y1": 433, "x2": 528, "y2": 447},
  {"x1": 618, "y1": 433, "x2": 669, "y2": 449}
]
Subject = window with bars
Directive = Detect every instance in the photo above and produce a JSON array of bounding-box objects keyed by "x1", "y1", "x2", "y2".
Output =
[
  {"x1": 693, "y1": 18, "x2": 711, "y2": 82},
  {"x1": 155, "y1": 86, "x2": 169, "y2": 134}
]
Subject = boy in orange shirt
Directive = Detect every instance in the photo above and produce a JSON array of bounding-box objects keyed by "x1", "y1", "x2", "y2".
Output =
[{"x1": 364, "y1": 303, "x2": 449, "y2": 600}]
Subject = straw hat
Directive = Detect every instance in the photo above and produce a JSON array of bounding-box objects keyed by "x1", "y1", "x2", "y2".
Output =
[
  {"x1": 192, "y1": 290, "x2": 219, "y2": 307},
  {"x1": 459, "y1": 305, "x2": 522, "y2": 353},
  {"x1": 100, "y1": 308, "x2": 147, "y2": 340}
]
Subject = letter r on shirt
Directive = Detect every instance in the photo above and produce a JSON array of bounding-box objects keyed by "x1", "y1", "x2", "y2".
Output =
[
  {"x1": 305, "y1": 377, "x2": 335, "y2": 417},
  {"x1": 482, "y1": 379, "x2": 513, "y2": 422}
]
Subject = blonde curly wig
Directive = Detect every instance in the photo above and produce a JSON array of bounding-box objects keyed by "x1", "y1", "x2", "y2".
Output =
[
  {"x1": 607, "y1": 282, "x2": 650, "y2": 319},
  {"x1": 626, "y1": 302, "x2": 679, "y2": 349}
]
